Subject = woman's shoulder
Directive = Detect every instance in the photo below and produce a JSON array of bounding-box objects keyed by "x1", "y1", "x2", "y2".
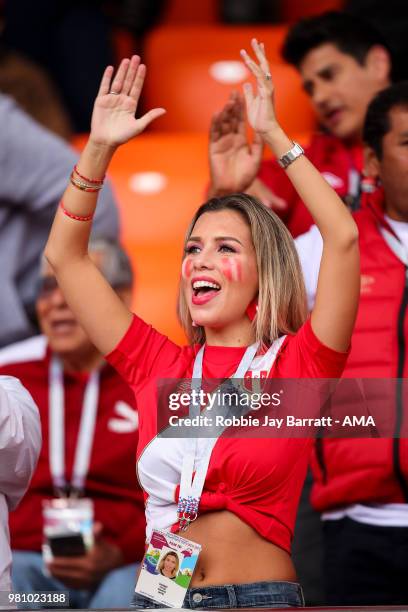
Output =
[
  {"x1": 272, "y1": 318, "x2": 349, "y2": 379},
  {"x1": 105, "y1": 313, "x2": 197, "y2": 386}
]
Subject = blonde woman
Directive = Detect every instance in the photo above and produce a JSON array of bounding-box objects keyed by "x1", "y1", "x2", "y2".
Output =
[
  {"x1": 45, "y1": 40, "x2": 359, "y2": 608},
  {"x1": 158, "y1": 551, "x2": 179, "y2": 580}
]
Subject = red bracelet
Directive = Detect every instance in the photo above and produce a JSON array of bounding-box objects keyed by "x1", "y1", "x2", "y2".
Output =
[
  {"x1": 60, "y1": 201, "x2": 94, "y2": 222},
  {"x1": 73, "y1": 164, "x2": 105, "y2": 185}
]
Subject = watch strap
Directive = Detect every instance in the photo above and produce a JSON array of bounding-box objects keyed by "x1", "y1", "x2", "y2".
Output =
[{"x1": 277, "y1": 141, "x2": 304, "y2": 169}]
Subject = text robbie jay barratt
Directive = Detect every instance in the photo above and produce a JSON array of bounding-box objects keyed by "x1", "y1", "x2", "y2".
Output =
[{"x1": 167, "y1": 415, "x2": 376, "y2": 428}]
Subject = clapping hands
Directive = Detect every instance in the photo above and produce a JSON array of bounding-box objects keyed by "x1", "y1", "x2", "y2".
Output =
[
  {"x1": 209, "y1": 91, "x2": 263, "y2": 195},
  {"x1": 208, "y1": 39, "x2": 287, "y2": 210}
]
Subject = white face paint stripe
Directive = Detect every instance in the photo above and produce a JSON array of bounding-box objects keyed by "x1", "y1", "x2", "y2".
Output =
[{"x1": 229, "y1": 258, "x2": 239, "y2": 282}]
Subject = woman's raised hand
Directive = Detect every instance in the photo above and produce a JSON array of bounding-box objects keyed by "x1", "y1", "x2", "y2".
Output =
[
  {"x1": 240, "y1": 39, "x2": 279, "y2": 136},
  {"x1": 90, "y1": 56, "x2": 165, "y2": 147}
]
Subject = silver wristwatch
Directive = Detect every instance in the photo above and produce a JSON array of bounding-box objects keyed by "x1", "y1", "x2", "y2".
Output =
[{"x1": 277, "y1": 141, "x2": 304, "y2": 169}]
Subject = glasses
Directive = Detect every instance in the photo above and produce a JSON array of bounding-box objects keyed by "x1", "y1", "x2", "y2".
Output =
[
  {"x1": 37, "y1": 275, "x2": 60, "y2": 298},
  {"x1": 38, "y1": 275, "x2": 129, "y2": 299}
]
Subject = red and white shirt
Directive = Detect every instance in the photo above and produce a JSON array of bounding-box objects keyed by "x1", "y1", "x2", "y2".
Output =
[{"x1": 106, "y1": 315, "x2": 349, "y2": 553}]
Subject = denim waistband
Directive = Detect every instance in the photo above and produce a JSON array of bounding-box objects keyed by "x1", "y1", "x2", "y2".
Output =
[{"x1": 131, "y1": 580, "x2": 305, "y2": 609}]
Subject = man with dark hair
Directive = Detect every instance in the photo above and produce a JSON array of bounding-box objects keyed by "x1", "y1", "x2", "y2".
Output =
[
  {"x1": 297, "y1": 81, "x2": 408, "y2": 605},
  {"x1": 208, "y1": 11, "x2": 391, "y2": 236},
  {"x1": 363, "y1": 80, "x2": 408, "y2": 158},
  {"x1": 346, "y1": 0, "x2": 408, "y2": 81},
  {"x1": 282, "y1": 10, "x2": 388, "y2": 70}
]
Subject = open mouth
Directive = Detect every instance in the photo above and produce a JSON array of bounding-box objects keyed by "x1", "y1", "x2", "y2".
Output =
[
  {"x1": 325, "y1": 107, "x2": 344, "y2": 125},
  {"x1": 192, "y1": 280, "x2": 221, "y2": 295},
  {"x1": 50, "y1": 319, "x2": 77, "y2": 334},
  {"x1": 192, "y1": 280, "x2": 221, "y2": 305}
]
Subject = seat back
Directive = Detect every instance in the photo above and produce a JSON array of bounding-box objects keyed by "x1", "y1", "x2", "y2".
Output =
[{"x1": 144, "y1": 56, "x2": 315, "y2": 134}]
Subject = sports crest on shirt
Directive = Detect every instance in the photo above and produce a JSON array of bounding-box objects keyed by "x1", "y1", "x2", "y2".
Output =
[{"x1": 242, "y1": 336, "x2": 286, "y2": 392}]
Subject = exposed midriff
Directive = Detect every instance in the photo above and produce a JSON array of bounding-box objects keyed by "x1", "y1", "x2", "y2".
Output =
[{"x1": 178, "y1": 510, "x2": 297, "y2": 587}]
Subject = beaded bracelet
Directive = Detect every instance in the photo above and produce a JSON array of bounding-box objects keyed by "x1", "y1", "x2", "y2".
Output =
[
  {"x1": 70, "y1": 173, "x2": 103, "y2": 193},
  {"x1": 73, "y1": 164, "x2": 105, "y2": 185},
  {"x1": 60, "y1": 201, "x2": 94, "y2": 222}
]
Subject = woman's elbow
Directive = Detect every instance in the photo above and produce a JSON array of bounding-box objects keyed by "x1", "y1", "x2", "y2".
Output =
[
  {"x1": 335, "y1": 219, "x2": 359, "y2": 251},
  {"x1": 44, "y1": 241, "x2": 58, "y2": 270},
  {"x1": 44, "y1": 239, "x2": 77, "y2": 272}
]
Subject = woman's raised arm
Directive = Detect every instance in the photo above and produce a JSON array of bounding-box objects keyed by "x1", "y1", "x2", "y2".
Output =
[
  {"x1": 45, "y1": 56, "x2": 165, "y2": 355},
  {"x1": 241, "y1": 40, "x2": 359, "y2": 352}
]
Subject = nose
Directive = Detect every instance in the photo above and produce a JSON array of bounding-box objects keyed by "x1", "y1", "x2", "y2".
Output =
[
  {"x1": 48, "y1": 286, "x2": 67, "y2": 308},
  {"x1": 192, "y1": 248, "x2": 215, "y2": 271},
  {"x1": 312, "y1": 80, "x2": 331, "y2": 109}
]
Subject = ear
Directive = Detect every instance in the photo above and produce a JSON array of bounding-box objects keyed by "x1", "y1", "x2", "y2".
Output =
[
  {"x1": 365, "y1": 45, "x2": 391, "y2": 84},
  {"x1": 364, "y1": 145, "x2": 381, "y2": 179}
]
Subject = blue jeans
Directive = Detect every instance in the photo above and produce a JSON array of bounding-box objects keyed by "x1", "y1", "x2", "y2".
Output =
[
  {"x1": 12, "y1": 550, "x2": 138, "y2": 609},
  {"x1": 131, "y1": 581, "x2": 305, "y2": 608}
]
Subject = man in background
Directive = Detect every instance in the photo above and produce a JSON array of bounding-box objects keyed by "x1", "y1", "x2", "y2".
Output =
[
  {"x1": 297, "y1": 82, "x2": 408, "y2": 605},
  {"x1": 208, "y1": 11, "x2": 391, "y2": 236},
  {"x1": 0, "y1": 239, "x2": 145, "y2": 609}
]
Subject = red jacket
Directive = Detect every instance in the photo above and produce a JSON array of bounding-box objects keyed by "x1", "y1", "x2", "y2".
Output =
[
  {"x1": 258, "y1": 132, "x2": 363, "y2": 237},
  {"x1": 0, "y1": 336, "x2": 146, "y2": 563},
  {"x1": 311, "y1": 190, "x2": 408, "y2": 510}
]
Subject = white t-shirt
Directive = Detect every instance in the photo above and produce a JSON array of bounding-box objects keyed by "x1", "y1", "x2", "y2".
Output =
[
  {"x1": 295, "y1": 224, "x2": 323, "y2": 310},
  {"x1": 0, "y1": 376, "x2": 41, "y2": 593}
]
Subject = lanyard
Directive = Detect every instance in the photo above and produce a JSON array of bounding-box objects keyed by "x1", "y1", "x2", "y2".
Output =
[
  {"x1": 49, "y1": 357, "x2": 100, "y2": 497},
  {"x1": 177, "y1": 342, "x2": 259, "y2": 530}
]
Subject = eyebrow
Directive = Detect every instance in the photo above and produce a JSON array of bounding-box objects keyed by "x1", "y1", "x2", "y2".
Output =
[
  {"x1": 303, "y1": 64, "x2": 337, "y2": 91},
  {"x1": 187, "y1": 236, "x2": 244, "y2": 245}
]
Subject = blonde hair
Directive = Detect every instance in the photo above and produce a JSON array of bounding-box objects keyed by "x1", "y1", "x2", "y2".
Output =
[
  {"x1": 158, "y1": 551, "x2": 179, "y2": 578},
  {"x1": 177, "y1": 194, "x2": 307, "y2": 347}
]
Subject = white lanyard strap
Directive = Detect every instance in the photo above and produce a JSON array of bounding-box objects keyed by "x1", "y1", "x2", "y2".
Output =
[
  {"x1": 49, "y1": 357, "x2": 100, "y2": 496},
  {"x1": 49, "y1": 358, "x2": 65, "y2": 490},
  {"x1": 178, "y1": 342, "x2": 259, "y2": 529}
]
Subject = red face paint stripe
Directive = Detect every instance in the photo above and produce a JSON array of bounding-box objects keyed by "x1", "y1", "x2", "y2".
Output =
[
  {"x1": 221, "y1": 257, "x2": 233, "y2": 281},
  {"x1": 221, "y1": 257, "x2": 241, "y2": 282},
  {"x1": 181, "y1": 258, "x2": 193, "y2": 279}
]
